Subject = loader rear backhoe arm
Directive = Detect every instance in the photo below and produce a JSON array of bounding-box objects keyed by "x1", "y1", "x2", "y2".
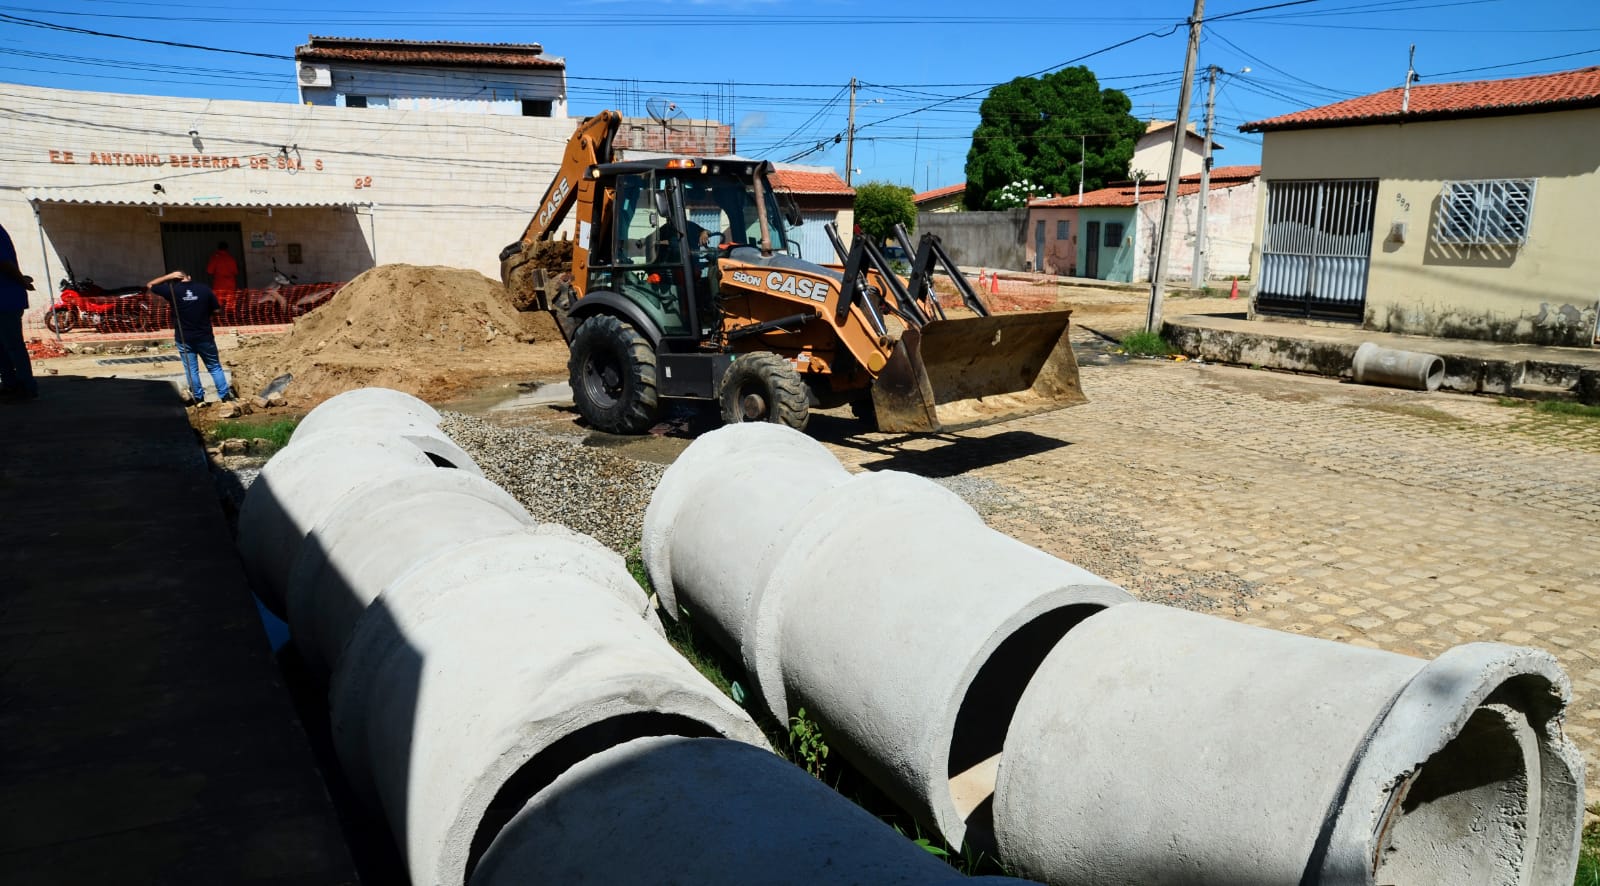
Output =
[{"x1": 502, "y1": 110, "x2": 621, "y2": 259}]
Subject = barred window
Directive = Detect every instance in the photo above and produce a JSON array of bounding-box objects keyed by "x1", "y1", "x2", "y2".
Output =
[
  {"x1": 1434, "y1": 179, "x2": 1535, "y2": 246},
  {"x1": 1104, "y1": 223, "x2": 1124, "y2": 247},
  {"x1": 1056, "y1": 220, "x2": 1070, "y2": 240}
]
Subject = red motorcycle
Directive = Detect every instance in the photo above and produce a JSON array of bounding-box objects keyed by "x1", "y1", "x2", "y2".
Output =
[{"x1": 44, "y1": 260, "x2": 170, "y2": 334}]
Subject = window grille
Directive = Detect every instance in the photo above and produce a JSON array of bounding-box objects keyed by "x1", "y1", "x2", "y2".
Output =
[
  {"x1": 1056, "y1": 220, "x2": 1070, "y2": 240},
  {"x1": 1104, "y1": 223, "x2": 1124, "y2": 247},
  {"x1": 1434, "y1": 179, "x2": 1535, "y2": 246}
]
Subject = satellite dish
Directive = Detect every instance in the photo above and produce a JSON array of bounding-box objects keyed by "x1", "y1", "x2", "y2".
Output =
[{"x1": 645, "y1": 98, "x2": 679, "y2": 124}]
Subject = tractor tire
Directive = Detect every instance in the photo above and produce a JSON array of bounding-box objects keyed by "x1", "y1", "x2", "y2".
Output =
[
  {"x1": 43, "y1": 308, "x2": 74, "y2": 334},
  {"x1": 568, "y1": 314, "x2": 660, "y2": 434},
  {"x1": 718, "y1": 352, "x2": 810, "y2": 431}
]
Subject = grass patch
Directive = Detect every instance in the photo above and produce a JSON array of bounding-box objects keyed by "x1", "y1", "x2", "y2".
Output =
[
  {"x1": 1577, "y1": 812, "x2": 1600, "y2": 885},
  {"x1": 1496, "y1": 397, "x2": 1600, "y2": 420},
  {"x1": 1118, "y1": 330, "x2": 1174, "y2": 357},
  {"x1": 207, "y1": 417, "x2": 298, "y2": 454}
]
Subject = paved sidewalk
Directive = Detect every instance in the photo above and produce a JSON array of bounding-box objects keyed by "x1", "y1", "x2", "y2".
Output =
[
  {"x1": 819, "y1": 351, "x2": 1600, "y2": 797},
  {"x1": 0, "y1": 375, "x2": 356, "y2": 884}
]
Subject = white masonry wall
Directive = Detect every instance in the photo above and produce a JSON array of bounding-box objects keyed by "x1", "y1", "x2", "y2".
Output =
[{"x1": 0, "y1": 82, "x2": 574, "y2": 314}]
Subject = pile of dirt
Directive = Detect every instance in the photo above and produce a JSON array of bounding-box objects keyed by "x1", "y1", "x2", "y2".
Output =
[{"x1": 227, "y1": 263, "x2": 569, "y2": 408}]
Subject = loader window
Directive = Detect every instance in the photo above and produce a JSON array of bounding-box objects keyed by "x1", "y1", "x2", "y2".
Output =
[
  {"x1": 610, "y1": 173, "x2": 691, "y2": 336},
  {"x1": 678, "y1": 175, "x2": 788, "y2": 252}
]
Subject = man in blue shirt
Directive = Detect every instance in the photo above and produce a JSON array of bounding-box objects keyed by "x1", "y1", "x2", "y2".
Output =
[
  {"x1": 146, "y1": 269, "x2": 234, "y2": 405},
  {"x1": 0, "y1": 222, "x2": 39, "y2": 401}
]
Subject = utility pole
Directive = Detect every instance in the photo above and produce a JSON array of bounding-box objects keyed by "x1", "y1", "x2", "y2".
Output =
[
  {"x1": 1146, "y1": 0, "x2": 1205, "y2": 334},
  {"x1": 1190, "y1": 64, "x2": 1220, "y2": 289},
  {"x1": 1078, "y1": 133, "x2": 1087, "y2": 203},
  {"x1": 845, "y1": 78, "x2": 857, "y2": 187}
]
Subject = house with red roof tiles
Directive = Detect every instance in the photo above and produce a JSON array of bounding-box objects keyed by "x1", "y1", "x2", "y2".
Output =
[
  {"x1": 295, "y1": 36, "x2": 568, "y2": 117},
  {"x1": 1241, "y1": 66, "x2": 1600, "y2": 346},
  {"x1": 1026, "y1": 166, "x2": 1260, "y2": 282},
  {"x1": 1131, "y1": 121, "x2": 1223, "y2": 181},
  {"x1": 769, "y1": 165, "x2": 856, "y2": 262},
  {"x1": 913, "y1": 183, "x2": 967, "y2": 213}
]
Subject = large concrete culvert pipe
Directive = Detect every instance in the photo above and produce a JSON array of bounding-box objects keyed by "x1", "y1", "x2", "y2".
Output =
[
  {"x1": 327, "y1": 564, "x2": 768, "y2": 886},
  {"x1": 291, "y1": 387, "x2": 482, "y2": 470},
  {"x1": 237, "y1": 427, "x2": 446, "y2": 615},
  {"x1": 642, "y1": 421, "x2": 852, "y2": 652},
  {"x1": 992, "y1": 602, "x2": 1584, "y2": 886},
  {"x1": 644, "y1": 423, "x2": 1134, "y2": 851},
  {"x1": 471, "y1": 735, "x2": 1032, "y2": 886},
  {"x1": 282, "y1": 468, "x2": 537, "y2": 676}
]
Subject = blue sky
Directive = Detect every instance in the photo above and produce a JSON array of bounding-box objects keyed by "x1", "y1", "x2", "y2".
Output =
[{"x1": 1, "y1": 0, "x2": 1595, "y2": 192}]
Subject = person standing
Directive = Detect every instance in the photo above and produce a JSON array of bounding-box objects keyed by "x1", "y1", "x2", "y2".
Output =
[
  {"x1": 205, "y1": 241, "x2": 238, "y2": 293},
  {"x1": 146, "y1": 269, "x2": 234, "y2": 405},
  {"x1": 0, "y1": 221, "x2": 39, "y2": 401}
]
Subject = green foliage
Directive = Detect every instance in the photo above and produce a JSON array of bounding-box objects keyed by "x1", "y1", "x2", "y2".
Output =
[
  {"x1": 1118, "y1": 330, "x2": 1173, "y2": 357},
  {"x1": 854, "y1": 181, "x2": 917, "y2": 242},
  {"x1": 788, "y1": 707, "x2": 831, "y2": 780},
  {"x1": 1495, "y1": 398, "x2": 1600, "y2": 420},
  {"x1": 1577, "y1": 812, "x2": 1600, "y2": 885},
  {"x1": 964, "y1": 66, "x2": 1144, "y2": 210},
  {"x1": 207, "y1": 418, "x2": 298, "y2": 454}
]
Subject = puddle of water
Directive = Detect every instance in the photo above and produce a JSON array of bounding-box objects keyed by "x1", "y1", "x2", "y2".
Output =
[{"x1": 490, "y1": 381, "x2": 574, "y2": 411}]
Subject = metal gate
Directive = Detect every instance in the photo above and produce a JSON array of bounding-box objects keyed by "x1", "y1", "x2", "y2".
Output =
[{"x1": 1257, "y1": 180, "x2": 1377, "y2": 321}]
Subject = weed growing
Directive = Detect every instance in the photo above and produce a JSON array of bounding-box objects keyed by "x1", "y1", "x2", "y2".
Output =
[
  {"x1": 1577, "y1": 811, "x2": 1600, "y2": 886},
  {"x1": 207, "y1": 418, "x2": 298, "y2": 454},
  {"x1": 1118, "y1": 330, "x2": 1174, "y2": 357}
]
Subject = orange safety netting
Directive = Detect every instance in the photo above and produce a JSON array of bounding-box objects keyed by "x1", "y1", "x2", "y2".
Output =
[{"x1": 25, "y1": 283, "x2": 345, "y2": 336}]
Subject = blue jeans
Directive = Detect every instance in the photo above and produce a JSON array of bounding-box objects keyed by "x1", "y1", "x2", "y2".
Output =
[
  {"x1": 0, "y1": 309, "x2": 37, "y2": 396},
  {"x1": 176, "y1": 337, "x2": 230, "y2": 401}
]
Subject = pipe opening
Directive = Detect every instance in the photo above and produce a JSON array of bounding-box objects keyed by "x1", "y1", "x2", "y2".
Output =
[
  {"x1": 463, "y1": 712, "x2": 721, "y2": 883},
  {"x1": 1373, "y1": 702, "x2": 1536, "y2": 885},
  {"x1": 1424, "y1": 358, "x2": 1445, "y2": 391},
  {"x1": 946, "y1": 603, "x2": 1105, "y2": 851},
  {"x1": 424, "y1": 452, "x2": 458, "y2": 468}
]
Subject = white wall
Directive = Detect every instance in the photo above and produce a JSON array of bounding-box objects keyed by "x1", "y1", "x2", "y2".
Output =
[
  {"x1": 300, "y1": 62, "x2": 567, "y2": 117},
  {"x1": 0, "y1": 82, "x2": 575, "y2": 313},
  {"x1": 1131, "y1": 131, "x2": 1208, "y2": 181},
  {"x1": 1131, "y1": 180, "x2": 1258, "y2": 283}
]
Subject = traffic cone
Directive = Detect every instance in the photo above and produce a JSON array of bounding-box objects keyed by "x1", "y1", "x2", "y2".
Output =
[
  {"x1": 978, "y1": 268, "x2": 987, "y2": 288},
  {"x1": 1230, "y1": 277, "x2": 1239, "y2": 300},
  {"x1": 990, "y1": 271, "x2": 1000, "y2": 295}
]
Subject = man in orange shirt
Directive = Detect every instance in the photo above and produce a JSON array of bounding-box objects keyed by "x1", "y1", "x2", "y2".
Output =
[{"x1": 205, "y1": 241, "x2": 238, "y2": 293}]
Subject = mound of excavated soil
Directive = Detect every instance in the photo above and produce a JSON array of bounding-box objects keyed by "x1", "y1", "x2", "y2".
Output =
[{"x1": 227, "y1": 263, "x2": 568, "y2": 407}]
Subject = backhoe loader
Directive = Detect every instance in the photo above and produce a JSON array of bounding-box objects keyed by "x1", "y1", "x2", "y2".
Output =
[{"x1": 500, "y1": 111, "x2": 1085, "y2": 434}]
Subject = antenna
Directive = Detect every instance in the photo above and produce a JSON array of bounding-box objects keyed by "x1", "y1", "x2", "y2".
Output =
[{"x1": 645, "y1": 98, "x2": 683, "y2": 150}]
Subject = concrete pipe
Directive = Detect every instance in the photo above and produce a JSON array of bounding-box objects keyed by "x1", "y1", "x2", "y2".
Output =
[
  {"x1": 1352, "y1": 341, "x2": 1445, "y2": 391},
  {"x1": 282, "y1": 468, "x2": 536, "y2": 676},
  {"x1": 328, "y1": 572, "x2": 766, "y2": 886},
  {"x1": 642, "y1": 421, "x2": 850, "y2": 650},
  {"x1": 237, "y1": 428, "x2": 440, "y2": 615},
  {"x1": 293, "y1": 387, "x2": 440, "y2": 436},
  {"x1": 292, "y1": 387, "x2": 481, "y2": 472},
  {"x1": 992, "y1": 602, "x2": 1584, "y2": 886},
  {"x1": 642, "y1": 420, "x2": 1135, "y2": 850},
  {"x1": 472, "y1": 735, "x2": 1033, "y2": 886}
]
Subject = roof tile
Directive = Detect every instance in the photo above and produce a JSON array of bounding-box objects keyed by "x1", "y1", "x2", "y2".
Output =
[
  {"x1": 1242, "y1": 66, "x2": 1600, "y2": 131},
  {"x1": 769, "y1": 168, "x2": 854, "y2": 195},
  {"x1": 913, "y1": 182, "x2": 966, "y2": 203},
  {"x1": 296, "y1": 36, "x2": 564, "y2": 70},
  {"x1": 1028, "y1": 166, "x2": 1259, "y2": 208}
]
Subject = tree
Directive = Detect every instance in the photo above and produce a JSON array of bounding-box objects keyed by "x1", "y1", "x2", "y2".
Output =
[
  {"x1": 852, "y1": 181, "x2": 916, "y2": 242},
  {"x1": 963, "y1": 66, "x2": 1145, "y2": 210}
]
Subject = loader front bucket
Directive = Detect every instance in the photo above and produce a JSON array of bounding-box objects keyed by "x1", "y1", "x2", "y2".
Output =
[{"x1": 871, "y1": 310, "x2": 1086, "y2": 434}]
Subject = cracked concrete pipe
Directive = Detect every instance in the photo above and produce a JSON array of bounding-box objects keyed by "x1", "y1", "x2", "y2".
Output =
[
  {"x1": 1352, "y1": 341, "x2": 1445, "y2": 391},
  {"x1": 642, "y1": 421, "x2": 851, "y2": 651},
  {"x1": 282, "y1": 467, "x2": 537, "y2": 676},
  {"x1": 290, "y1": 387, "x2": 481, "y2": 471},
  {"x1": 644, "y1": 423, "x2": 1134, "y2": 850},
  {"x1": 237, "y1": 428, "x2": 443, "y2": 615},
  {"x1": 328, "y1": 559, "x2": 767, "y2": 886},
  {"x1": 993, "y1": 602, "x2": 1584, "y2": 886},
  {"x1": 471, "y1": 735, "x2": 1032, "y2": 886}
]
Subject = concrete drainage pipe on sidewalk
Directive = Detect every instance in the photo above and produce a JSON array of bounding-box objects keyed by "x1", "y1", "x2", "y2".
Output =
[
  {"x1": 290, "y1": 387, "x2": 482, "y2": 471},
  {"x1": 327, "y1": 528, "x2": 767, "y2": 886},
  {"x1": 471, "y1": 735, "x2": 1031, "y2": 886},
  {"x1": 644, "y1": 423, "x2": 1134, "y2": 850},
  {"x1": 282, "y1": 467, "x2": 538, "y2": 676},
  {"x1": 992, "y1": 602, "x2": 1584, "y2": 886},
  {"x1": 1351, "y1": 341, "x2": 1446, "y2": 391},
  {"x1": 237, "y1": 427, "x2": 447, "y2": 615}
]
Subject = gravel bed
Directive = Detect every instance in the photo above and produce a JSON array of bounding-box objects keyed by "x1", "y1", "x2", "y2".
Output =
[{"x1": 438, "y1": 412, "x2": 664, "y2": 554}]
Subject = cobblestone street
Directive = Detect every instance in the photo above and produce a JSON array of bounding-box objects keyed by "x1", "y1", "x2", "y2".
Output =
[{"x1": 816, "y1": 343, "x2": 1600, "y2": 793}]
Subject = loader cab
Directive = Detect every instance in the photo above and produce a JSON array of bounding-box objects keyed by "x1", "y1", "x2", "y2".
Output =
[{"x1": 586, "y1": 159, "x2": 790, "y2": 349}]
